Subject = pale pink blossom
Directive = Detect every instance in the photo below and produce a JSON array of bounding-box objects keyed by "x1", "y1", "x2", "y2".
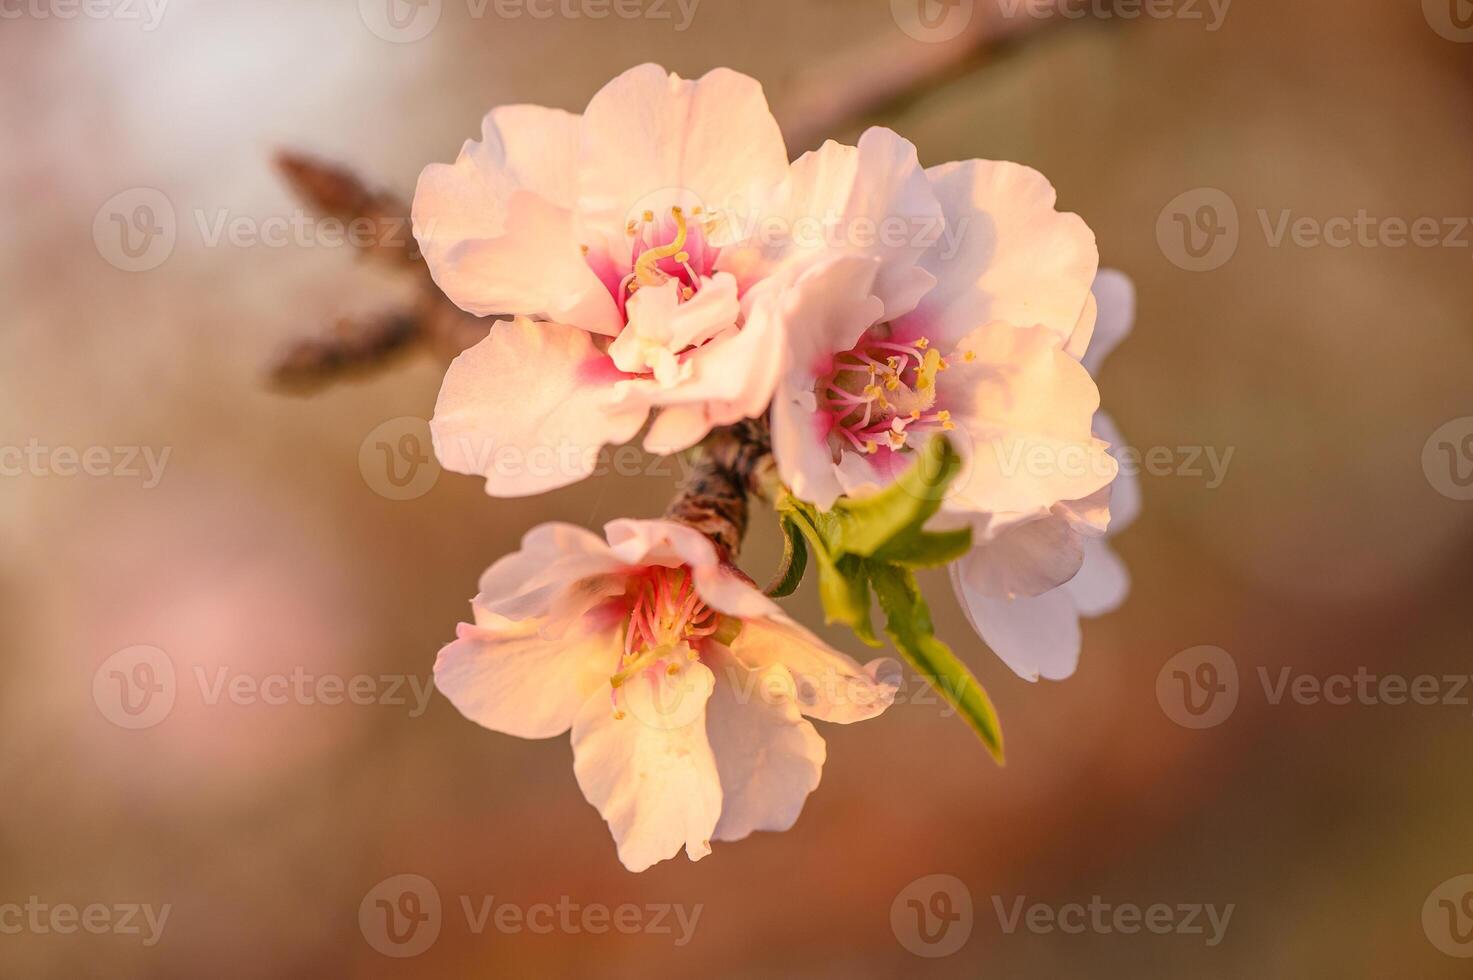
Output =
[
  {"x1": 950, "y1": 271, "x2": 1139, "y2": 681},
  {"x1": 434, "y1": 519, "x2": 900, "y2": 872},
  {"x1": 414, "y1": 64, "x2": 799, "y2": 496},
  {"x1": 764, "y1": 128, "x2": 1118, "y2": 614}
]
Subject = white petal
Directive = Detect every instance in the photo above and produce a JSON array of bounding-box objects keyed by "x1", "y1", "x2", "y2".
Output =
[
  {"x1": 431, "y1": 318, "x2": 648, "y2": 496},
  {"x1": 773, "y1": 128, "x2": 942, "y2": 319},
  {"x1": 704, "y1": 646, "x2": 826, "y2": 842},
  {"x1": 942, "y1": 321, "x2": 1117, "y2": 516},
  {"x1": 1081, "y1": 269, "x2": 1135, "y2": 377},
  {"x1": 434, "y1": 620, "x2": 620, "y2": 739},
  {"x1": 954, "y1": 510, "x2": 1086, "y2": 600},
  {"x1": 1064, "y1": 537, "x2": 1130, "y2": 618},
  {"x1": 903, "y1": 159, "x2": 1098, "y2": 348},
  {"x1": 729, "y1": 616, "x2": 900, "y2": 724},
  {"x1": 1093, "y1": 410, "x2": 1141, "y2": 533},
  {"x1": 412, "y1": 106, "x2": 619, "y2": 332},
  {"x1": 471, "y1": 522, "x2": 621, "y2": 629},
  {"x1": 576, "y1": 64, "x2": 788, "y2": 245},
  {"x1": 571, "y1": 663, "x2": 722, "y2": 872},
  {"x1": 950, "y1": 573, "x2": 1082, "y2": 683},
  {"x1": 603, "y1": 519, "x2": 778, "y2": 618}
]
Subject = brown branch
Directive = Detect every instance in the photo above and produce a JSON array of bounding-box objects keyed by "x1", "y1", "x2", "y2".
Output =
[
  {"x1": 663, "y1": 419, "x2": 774, "y2": 561},
  {"x1": 265, "y1": 152, "x2": 488, "y2": 393}
]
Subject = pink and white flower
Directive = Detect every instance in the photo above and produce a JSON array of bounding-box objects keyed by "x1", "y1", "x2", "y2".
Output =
[
  {"x1": 950, "y1": 271, "x2": 1139, "y2": 681},
  {"x1": 763, "y1": 129, "x2": 1119, "y2": 625},
  {"x1": 434, "y1": 519, "x2": 900, "y2": 872},
  {"x1": 414, "y1": 64, "x2": 799, "y2": 496}
]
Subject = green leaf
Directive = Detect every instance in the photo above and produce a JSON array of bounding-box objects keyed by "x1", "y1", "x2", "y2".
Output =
[
  {"x1": 829, "y1": 436, "x2": 964, "y2": 557},
  {"x1": 869, "y1": 563, "x2": 1004, "y2": 763},
  {"x1": 781, "y1": 500, "x2": 880, "y2": 646},
  {"x1": 869, "y1": 526, "x2": 973, "y2": 568},
  {"x1": 764, "y1": 517, "x2": 808, "y2": 598}
]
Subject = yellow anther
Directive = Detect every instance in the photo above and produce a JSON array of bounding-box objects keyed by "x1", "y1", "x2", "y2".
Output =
[
  {"x1": 643, "y1": 210, "x2": 654, "y2": 222},
  {"x1": 884, "y1": 375, "x2": 900, "y2": 391},
  {"x1": 963, "y1": 350, "x2": 976, "y2": 362},
  {"x1": 579, "y1": 244, "x2": 590, "y2": 255},
  {"x1": 671, "y1": 205, "x2": 683, "y2": 215},
  {"x1": 915, "y1": 337, "x2": 930, "y2": 349},
  {"x1": 910, "y1": 410, "x2": 921, "y2": 420},
  {"x1": 937, "y1": 409, "x2": 951, "y2": 421},
  {"x1": 612, "y1": 710, "x2": 626, "y2": 721},
  {"x1": 862, "y1": 384, "x2": 882, "y2": 400},
  {"x1": 942, "y1": 420, "x2": 956, "y2": 430},
  {"x1": 633, "y1": 207, "x2": 690, "y2": 286},
  {"x1": 666, "y1": 663, "x2": 680, "y2": 676},
  {"x1": 674, "y1": 251, "x2": 690, "y2": 263},
  {"x1": 865, "y1": 440, "x2": 878, "y2": 454}
]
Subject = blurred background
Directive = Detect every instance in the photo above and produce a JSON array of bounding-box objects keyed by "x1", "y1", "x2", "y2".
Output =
[{"x1": 5, "y1": 0, "x2": 1473, "y2": 975}]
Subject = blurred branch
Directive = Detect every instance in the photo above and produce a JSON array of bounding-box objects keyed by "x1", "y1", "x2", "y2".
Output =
[
  {"x1": 776, "y1": 0, "x2": 1070, "y2": 149},
  {"x1": 264, "y1": 152, "x2": 487, "y2": 394}
]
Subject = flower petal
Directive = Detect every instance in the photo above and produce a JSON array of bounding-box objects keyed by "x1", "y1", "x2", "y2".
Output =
[
  {"x1": 1081, "y1": 269, "x2": 1134, "y2": 377},
  {"x1": 471, "y1": 522, "x2": 622, "y2": 630},
  {"x1": 771, "y1": 128, "x2": 943, "y2": 320},
  {"x1": 431, "y1": 318, "x2": 649, "y2": 497},
  {"x1": 949, "y1": 570, "x2": 1083, "y2": 682},
  {"x1": 434, "y1": 619, "x2": 621, "y2": 739},
  {"x1": 904, "y1": 159, "x2": 1098, "y2": 348},
  {"x1": 576, "y1": 64, "x2": 788, "y2": 245},
  {"x1": 954, "y1": 508, "x2": 1086, "y2": 600},
  {"x1": 729, "y1": 616, "x2": 900, "y2": 724},
  {"x1": 603, "y1": 519, "x2": 778, "y2": 619},
  {"x1": 942, "y1": 321, "x2": 1117, "y2": 516},
  {"x1": 1064, "y1": 536, "x2": 1130, "y2": 618},
  {"x1": 704, "y1": 646, "x2": 826, "y2": 842},
  {"x1": 412, "y1": 106, "x2": 619, "y2": 332},
  {"x1": 571, "y1": 662, "x2": 722, "y2": 872}
]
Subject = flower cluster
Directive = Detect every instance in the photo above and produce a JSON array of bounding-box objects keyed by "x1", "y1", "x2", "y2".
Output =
[{"x1": 414, "y1": 64, "x2": 1135, "y2": 871}]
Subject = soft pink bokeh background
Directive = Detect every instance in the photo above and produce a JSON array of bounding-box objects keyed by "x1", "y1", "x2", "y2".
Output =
[{"x1": 4, "y1": 0, "x2": 1473, "y2": 975}]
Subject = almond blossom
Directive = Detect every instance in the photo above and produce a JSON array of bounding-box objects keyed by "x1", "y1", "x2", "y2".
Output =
[
  {"x1": 764, "y1": 128, "x2": 1120, "y2": 644},
  {"x1": 950, "y1": 271, "x2": 1139, "y2": 681},
  {"x1": 433, "y1": 518, "x2": 900, "y2": 872},
  {"x1": 413, "y1": 64, "x2": 799, "y2": 496}
]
